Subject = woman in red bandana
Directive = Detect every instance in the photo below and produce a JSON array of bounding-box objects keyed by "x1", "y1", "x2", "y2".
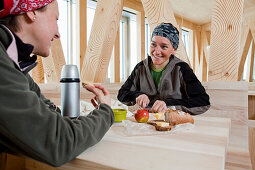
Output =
[{"x1": 0, "y1": 0, "x2": 114, "y2": 167}]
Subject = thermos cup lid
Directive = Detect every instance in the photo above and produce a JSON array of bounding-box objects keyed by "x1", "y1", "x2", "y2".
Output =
[{"x1": 61, "y1": 64, "x2": 80, "y2": 79}]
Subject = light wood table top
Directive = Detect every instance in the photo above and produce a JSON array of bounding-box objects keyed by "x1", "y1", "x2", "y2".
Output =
[{"x1": 65, "y1": 116, "x2": 231, "y2": 170}]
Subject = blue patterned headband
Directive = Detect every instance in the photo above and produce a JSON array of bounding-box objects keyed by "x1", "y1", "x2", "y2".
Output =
[{"x1": 151, "y1": 23, "x2": 179, "y2": 50}]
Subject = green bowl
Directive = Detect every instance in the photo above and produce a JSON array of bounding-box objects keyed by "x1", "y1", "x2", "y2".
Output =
[{"x1": 112, "y1": 109, "x2": 127, "y2": 123}]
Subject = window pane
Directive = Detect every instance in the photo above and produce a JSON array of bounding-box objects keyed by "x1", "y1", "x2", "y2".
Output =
[{"x1": 87, "y1": 0, "x2": 96, "y2": 42}]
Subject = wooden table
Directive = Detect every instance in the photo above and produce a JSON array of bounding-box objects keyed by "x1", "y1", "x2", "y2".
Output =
[
  {"x1": 2, "y1": 115, "x2": 231, "y2": 170},
  {"x1": 2, "y1": 82, "x2": 244, "y2": 170},
  {"x1": 63, "y1": 116, "x2": 230, "y2": 170}
]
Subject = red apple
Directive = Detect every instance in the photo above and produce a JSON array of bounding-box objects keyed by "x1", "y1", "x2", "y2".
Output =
[{"x1": 135, "y1": 109, "x2": 149, "y2": 123}]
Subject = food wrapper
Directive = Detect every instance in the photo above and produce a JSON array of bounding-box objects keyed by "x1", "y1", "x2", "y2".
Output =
[
  {"x1": 118, "y1": 114, "x2": 194, "y2": 136},
  {"x1": 80, "y1": 99, "x2": 133, "y2": 117}
]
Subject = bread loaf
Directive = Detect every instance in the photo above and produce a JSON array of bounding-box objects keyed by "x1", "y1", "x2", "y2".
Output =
[{"x1": 165, "y1": 109, "x2": 194, "y2": 126}]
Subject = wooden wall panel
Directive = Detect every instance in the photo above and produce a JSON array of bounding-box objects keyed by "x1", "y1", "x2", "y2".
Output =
[
  {"x1": 209, "y1": 0, "x2": 244, "y2": 81},
  {"x1": 80, "y1": 0, "x2": 124, "y2": 83},
  {"x1": 140, "y1": 0, "x2": 190, "y2": 65}
]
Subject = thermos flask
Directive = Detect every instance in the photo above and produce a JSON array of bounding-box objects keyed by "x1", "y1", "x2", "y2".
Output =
[{"x1": 60, "y1": 64, "x2": 80, "y2": 118}]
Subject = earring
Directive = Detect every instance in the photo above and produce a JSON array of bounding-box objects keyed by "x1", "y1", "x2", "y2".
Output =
[{"x1": 33, "y1": 17, "x2": 36, "y2": 20}]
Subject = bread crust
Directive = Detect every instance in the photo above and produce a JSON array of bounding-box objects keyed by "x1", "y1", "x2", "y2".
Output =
[
  {"x1": 147, "y1": 120, "x2": 172, "y2": 131},
  {"x1": 155, "y1": 125, "x2": 171, "y2": 131},
  {"x1": 82, "y1": 82, "x2": 94, "y2": 88},
  {"x1": 165, "y1": 109, "x2": 194, "y2": 126}
]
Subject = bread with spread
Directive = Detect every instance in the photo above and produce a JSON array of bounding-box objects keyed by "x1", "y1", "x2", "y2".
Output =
[{"x1": 147, "y1": 120, "x2": 171, "y2": 131}]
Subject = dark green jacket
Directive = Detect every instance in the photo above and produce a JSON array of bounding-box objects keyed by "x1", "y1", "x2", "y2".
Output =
[{"x1": 0, "y1": 25, "x2": 114, "y2": 166}]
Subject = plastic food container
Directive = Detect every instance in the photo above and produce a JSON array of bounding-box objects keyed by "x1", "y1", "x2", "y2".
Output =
[{"x1": 112, "y1": 109, "x2": 127, "y2": 123}]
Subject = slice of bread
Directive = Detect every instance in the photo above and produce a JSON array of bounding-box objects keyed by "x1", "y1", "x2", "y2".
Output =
[
  {"x1": 147, "y1": 120, "x2": 172, "y2": 131},
  {"x1": 82, "y1": 82, "x2": 94, "y2": 88}
]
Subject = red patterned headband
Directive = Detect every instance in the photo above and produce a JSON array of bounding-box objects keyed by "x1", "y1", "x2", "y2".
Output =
[{"x1": 0, "y1": 0, "x2": 55, "y2": 18}]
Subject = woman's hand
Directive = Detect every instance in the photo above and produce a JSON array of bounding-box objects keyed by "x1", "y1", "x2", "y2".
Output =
[
  {"x1": 151, "y1": 100, "x2": 167, "y2": 113},
  {"x1": 85, "y1": 84, "x2": 111, "y2": 107},
  {"x1": 136, "y1": 94, "x2": 150, "y2": 108}
]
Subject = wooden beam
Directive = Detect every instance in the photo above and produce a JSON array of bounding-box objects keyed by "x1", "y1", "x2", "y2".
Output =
[
  {"x1": 250, "y1": 41, "x2": 255, "y2": 82},
  {"x1": 193, "y1": 30, "x2": 202, "y2": 80},
  {"x1": 136, "y1": 10, "x2": 146, "y2": 61},
  {"x1": 123, "y1": 0, "x2": 144, "y2": 12},
  {"x1": 80, "y1": 0, "x2": 87, "y2": 70},
  {"x1": 209, "y1": 0, "x2": 244, "y2": 81},
  {"x1": 140, "y1": 0, "x2": 190, "y2": 65},
  {"x1": 31, "y1": 57, "x2": 44, "y2": 83},
  {"x1": 250, "y1": 19, "x2": 255, "y2": 47},
  {"x1": 175, "y1": 15, "x2": 197, "y2": 30},
  {"x1": 238, "y1": 29, "x2": 252, "y2": 81},
  {"x1": 202, "y1": 52, "x2": 208, "y2": 81},
  {"x1": 202, "y1": 23, "x2": 211, "y2": 32},
  {"x1": 80, "y1": 0, "x2": 124, "y2": 83},
  {"x1": 114, "y1": 29, "x2": 120, "y2": 83},
  {"x1": 201, "y1": 30, "x2": 209, "y2": 64},
  {"x1": 42, "y1": 39, "x2": 66, "y2": 83}
]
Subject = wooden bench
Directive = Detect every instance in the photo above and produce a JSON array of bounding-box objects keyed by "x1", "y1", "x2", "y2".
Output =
[
  {"x1": 201, "y1": 81, "x2": 251, "y2": 169},
  {"x1": 248, "y1": 82, "x2": 255, "y2": 170}
]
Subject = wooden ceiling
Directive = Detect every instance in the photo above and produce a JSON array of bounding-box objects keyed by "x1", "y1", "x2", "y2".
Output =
[{"x1": 135, "y1": 0, "x2": 255, "y2": 25}]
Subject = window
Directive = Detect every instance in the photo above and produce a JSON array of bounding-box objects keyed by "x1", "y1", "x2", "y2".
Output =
[
  {"x1": 182, "y1": 29, "x2": 190, "y2": 57},
  {"x1": 87, "y1": 0, "x2": 96, "y2": 41},
  {"x1": 58, "y1": 0, "x2": 78, "y2": 65},
  {"x1": 145, "y1": 18, "x2": 151, "y2": 57}
]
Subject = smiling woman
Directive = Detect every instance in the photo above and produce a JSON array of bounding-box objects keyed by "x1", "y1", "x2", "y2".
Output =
[
  {"x1": 0, "y1": 0, "x2": 114, "y2": 167},
  {"x1": 118, "y1": 23, "x2": 211, "y2": 115}
]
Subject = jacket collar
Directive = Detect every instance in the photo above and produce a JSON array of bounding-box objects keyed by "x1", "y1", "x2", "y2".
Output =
[
  {"x1": 13, "y1": 33, "x2": 37, "y2": 70},
  {"x1": 0, "y1": 25, "x2": 37, "y2": 72}
]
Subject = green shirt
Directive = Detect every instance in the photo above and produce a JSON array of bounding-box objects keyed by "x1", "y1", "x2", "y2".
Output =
[{"x1": 151, "y1": 63, "x2": 167, "y2": 88}]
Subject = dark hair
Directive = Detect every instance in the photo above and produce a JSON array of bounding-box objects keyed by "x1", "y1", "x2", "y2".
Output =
[
  {"x1": 0, "y1": 1, "x2": 4, "y2": 10},
  {"x1": 0, "y1": 5, "x2": 48, "y2": 32}
]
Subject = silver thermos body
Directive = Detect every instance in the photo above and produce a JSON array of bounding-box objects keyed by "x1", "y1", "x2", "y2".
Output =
[{"x1": 60, "y1": 64, "x2": 80, "y2": 118}]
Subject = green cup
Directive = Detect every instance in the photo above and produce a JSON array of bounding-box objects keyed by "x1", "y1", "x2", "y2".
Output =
[{"x1": 112, "y1": 109, "x2": 127, "y2": 123}]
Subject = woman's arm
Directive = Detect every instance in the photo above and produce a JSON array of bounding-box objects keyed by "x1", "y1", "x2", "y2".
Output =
[
  {"x1": 117, "y1": 63, "x2": 144, "y2": 106},
  {"x1": 165, "y1": 62, "x2": 210, "y2": 115}
]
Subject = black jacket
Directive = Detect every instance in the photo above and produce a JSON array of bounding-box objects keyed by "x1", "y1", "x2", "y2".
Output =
[{"x1": 118, "y1": 55, "x2": 210, "y2": 115}]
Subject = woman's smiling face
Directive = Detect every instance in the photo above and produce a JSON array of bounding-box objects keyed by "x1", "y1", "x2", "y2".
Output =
[{"x1": 150, "y1": 35, "x2": 176, "y2": 69}]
